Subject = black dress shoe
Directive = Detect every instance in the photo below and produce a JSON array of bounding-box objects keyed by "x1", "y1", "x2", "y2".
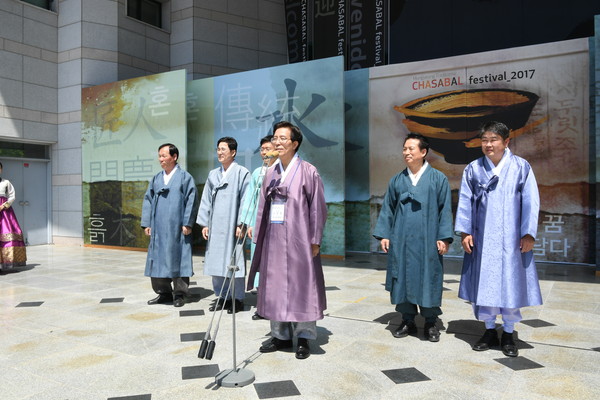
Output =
[
  {"x1": 472, "y1": 328, "x2": 499, "y2": 351},
  {"x1": 501, "y1": 332, "x2": 519, "y2": 357},
  {"x1": 147, "y1": 293, "x2": 173, "y2": 305},
  {"x1": 259, "y1": 337, "x2": 293, "y2": 353},
  {"x1": 424, "y1": 322, "x2": 440, "y2": 342},
  {"x1": 208, "y1": 298, "x2": 226, "y2": 312},
  {"x1": 392, "y1": 320, "x2": 417, "y2": 338},
  {"x1": 252, "y1": 312, "x2": 265, "y2": 320},
  {"x1": 173, "y1": 296, "x2": 185, "y2": 308},
  {"x1": 295, "y1": 338, "x2": 310, "y2": 359},
  {"x1": 227, "y1": 299, "x2": 244, "y2": 314}
]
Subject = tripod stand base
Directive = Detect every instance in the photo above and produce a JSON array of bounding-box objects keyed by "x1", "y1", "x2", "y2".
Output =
[{"x1": 215, "y1": 368, "x2": 255, "y2": 387}]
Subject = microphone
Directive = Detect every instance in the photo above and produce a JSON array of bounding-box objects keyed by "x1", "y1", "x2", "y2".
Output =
[{"x1": 263, "y1": 151, "x2": 279, "y2": 160}]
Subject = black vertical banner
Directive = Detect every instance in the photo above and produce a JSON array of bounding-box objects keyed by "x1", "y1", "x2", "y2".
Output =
[
  {"x1": 312, "y1": 0, "x2": 346, "y2": 60},
  {"x1": 285, "y1": 0, "x2": 388, "y2": 69},
  {"x1": 346, "y1": 0, "x2": 388, "y2": 69},
  {"x1": 285, "y1": 0, "x2": 312, "y2": 63}
]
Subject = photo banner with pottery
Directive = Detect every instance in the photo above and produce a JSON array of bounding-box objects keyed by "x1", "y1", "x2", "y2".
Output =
[
  {"x1": 187, "y1": 56, "x2": 346, "y2": 256},
  {"x1": 368, "y1": 38, "x2": 591, "y2": 263},
  {"x1": 81, "y1": 70, "x2": 187, "y2": 248}
]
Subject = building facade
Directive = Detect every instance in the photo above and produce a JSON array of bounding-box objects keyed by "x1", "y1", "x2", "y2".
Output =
[{"x1": 0, "y1": 0, "x2": 287, "y2": 245}]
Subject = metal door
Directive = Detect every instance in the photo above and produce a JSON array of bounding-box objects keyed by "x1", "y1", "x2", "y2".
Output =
[{"x1": 1, "y1": 159, "x2": 50, "y2": 245}]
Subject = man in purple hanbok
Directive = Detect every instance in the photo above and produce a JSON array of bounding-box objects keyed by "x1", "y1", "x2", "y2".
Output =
[
  {"x1": 248, "y1": 121, "x2": 327, "y2": 360},
  {"x1": 455, "y1": 121, "x2": 542, "y2": 357}
]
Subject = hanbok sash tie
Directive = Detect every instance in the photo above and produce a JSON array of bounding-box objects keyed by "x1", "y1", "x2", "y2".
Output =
[
  {"x1": 399, "y1": 191, "x2": 421, "y2": 205},
  {"x1": 471, "y1": 174, "x2": 499, "y2": 247}
]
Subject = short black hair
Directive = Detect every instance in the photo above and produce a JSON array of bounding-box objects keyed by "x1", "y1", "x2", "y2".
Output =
[
  {"x1": 404, "y1": 133, "x2": 430, "y2": 157},
  {"x1": 479, "y1": 121, "x2": 510, "y2": 140},
  {"x1": 158, "y1": 143, "x2": 179, "y2": 160},
  {"x1": 273, "y1": 121, "x2": 303, "y2": 152},
  {"x1": 217, "y1": 136, "x2": 238, "y2": 152},
  {"x1": 260, "y1": 135, "x2": 273, "y2": 146}
]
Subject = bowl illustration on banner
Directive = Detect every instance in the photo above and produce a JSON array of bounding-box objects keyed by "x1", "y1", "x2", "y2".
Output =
[{"x1": 394, "y1": 88, "x2": 540, "y2": 164}]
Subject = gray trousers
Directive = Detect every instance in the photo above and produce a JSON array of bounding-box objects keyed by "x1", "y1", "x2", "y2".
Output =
[
  {"x1": 271, "y1": 320, "x2": 318, "y2": 340},
  {"x1": 151, "y1": 277, "x2": 189, "y2": 297},
  {"x1": 212, "y1": 276, "x2": 245, "y2": 300}
]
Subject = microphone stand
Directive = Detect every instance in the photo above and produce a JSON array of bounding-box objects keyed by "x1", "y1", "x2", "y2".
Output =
[{"x1": 200, "y1": 152, "x2": 278, "y2": 388}]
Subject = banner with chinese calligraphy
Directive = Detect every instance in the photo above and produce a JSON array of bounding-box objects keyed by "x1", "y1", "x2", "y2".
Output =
[
  {"x1": 82, "y1": 70, "x2": 187, "y2": 247},
  {"x1": 187, "y1": 56, "x2": 346, "y2": 256},
  {"x1": 367, "y1": 39, "x2": 591, "y2": 263}
]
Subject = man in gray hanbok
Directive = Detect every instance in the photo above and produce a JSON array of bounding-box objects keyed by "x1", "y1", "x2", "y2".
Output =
[
  {"x1": 248, "y1": 121, "x2": 327, "y2": 360},
  {"x1": 455, "y1": 121, "x2": 542, "y2": 357},
  {"x1": 374, "y1": 133, "x2": 453, "y2": 342},
  {"x1": 197, "y1": 137, "x2": 250, "y2": 314},
  {"x1": 142, "y1": 143, "x2": 199, "y2": 308}
]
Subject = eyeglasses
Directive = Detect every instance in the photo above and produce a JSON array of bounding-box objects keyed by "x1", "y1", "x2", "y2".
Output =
[{"x1": 271, "y1": 136, "x2": 290, "y2": 144}]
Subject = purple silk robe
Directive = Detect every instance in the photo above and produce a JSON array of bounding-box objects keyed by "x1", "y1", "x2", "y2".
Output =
[
  {"x1": 455, "y1": 150, "x2": 543, "y2": 308},
  {"x1": 247, "y1": 158, "x2": 328, "y2": 322}
]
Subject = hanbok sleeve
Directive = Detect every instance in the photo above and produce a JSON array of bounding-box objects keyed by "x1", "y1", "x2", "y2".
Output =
[
  {"x1": 373, "y1": 176, "x2": 398, "y2": 240},
  {"x1": 520, "y1": 165, "x2": 540, "y2": 239},
  {"x1": 182, "y1": 173, "x2": 200, "y2": 228},
  {"x1": 437, "y1": 175, "x2": 454, "y2": 242},
  {"x1": 140, "y1": 176, "x2": 154, "y2": 228},
  {"x1": 4, "y1": 180, "x2": 16, "y2": 207},
  {"x1": 196, "y1": 172, "x2": 214, "y2": 227},
  {"x1": 454, "y1": 164, "x2": 474, "y2": 235},
  {"x1": 308, "y1": 168, "x2": 327, "y2": 246},
  {"x1": 239, "y1": 168, "x2": 263, "y2": 227}
]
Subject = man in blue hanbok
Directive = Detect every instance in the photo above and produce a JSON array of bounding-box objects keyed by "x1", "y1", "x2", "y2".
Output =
[
  {"x1": 142, "y1": 143, "x2": 200, "y2": 308},
  {"x1": 374, "y1": 133, "x2": 453, "y2": 342},
  {"x1": 455, "y1": 121, "x2": 542, "y2": 357}
]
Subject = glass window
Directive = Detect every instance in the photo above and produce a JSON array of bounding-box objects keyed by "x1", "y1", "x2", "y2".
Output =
[
  {"x1": 0, "y1": 142, "x2": 50, "y2": 160},
  {"x1": 127, "y1": 0, "x2": 162, "y2": 28},
  {"x1": 21, "y1": 0, "x2": 52, "y2": 10}
]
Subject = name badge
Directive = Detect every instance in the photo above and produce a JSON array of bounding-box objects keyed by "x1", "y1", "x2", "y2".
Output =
[{"x1": 270, "y1": 202, "x2": 285, "y2": 224}]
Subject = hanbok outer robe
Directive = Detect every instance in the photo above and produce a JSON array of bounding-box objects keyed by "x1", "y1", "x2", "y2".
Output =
[
  {"x1": 373, "y1": 166, "x2": 453, "y2": 308},
  {"x1": 238, "y1": 166, "x2": 266, "y2": 258},
  {"x1": 455, "y1": 150, "x2": 543, "y2": 309},
  {"x1": 197, "y1": 162, "x2": 250, "y2": 278},
  {"x1": 247, "y1": 158, "x2": 328, "y2": 322},
  {"x1": 0, "y1": 178, "x2": 27, "y2": 270},
  {"x1": 141, "y1": 167, "x2": 199, "y2": 278}
]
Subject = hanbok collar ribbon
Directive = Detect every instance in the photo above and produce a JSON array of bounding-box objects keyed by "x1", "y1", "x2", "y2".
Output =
[
  {"x1": 399, "y1": 191, "x2": 421, "y2": 205},
  {"x1": 267, "y1": 185, "x2": 287, "y2": 200},
  {"x1": 471, "y1": 175, "x2": 499, "y2": 246}
]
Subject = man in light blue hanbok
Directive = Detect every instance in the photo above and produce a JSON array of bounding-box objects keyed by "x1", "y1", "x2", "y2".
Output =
[
  {"x1": 142, "y1": 143, "x2": 199, "y2": 308},
  {"x1": 455, "y1": 121, "x2": 542, "y2": 357},
  {"x1": 197, "y1": 137, "x2": 250, "y2": 314},
  {"x1": 237, "y1": 135, "x2": 275, "y2": 320}
]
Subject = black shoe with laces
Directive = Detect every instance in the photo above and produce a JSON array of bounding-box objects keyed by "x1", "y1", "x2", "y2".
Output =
[
  {"x1": 424, "y1": 322, "x2": 440, "y2": 342},
  {"x1": 501, "y1": 331, "x2": 518, "y2": 357},
  {"x1": 472, "y1": 328, "x2": 499, "y2": 351},
  {"x1": 259, "y1": 337, "x2": 293, "y2": 353},
  {"x1": 392, "y1": 320, "x2": 417, "y2": 338}
]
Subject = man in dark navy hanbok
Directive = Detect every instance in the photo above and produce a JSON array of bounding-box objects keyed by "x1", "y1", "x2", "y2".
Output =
[{"x1": 374, "y1": 133, "x2": 453, "y2": 342}]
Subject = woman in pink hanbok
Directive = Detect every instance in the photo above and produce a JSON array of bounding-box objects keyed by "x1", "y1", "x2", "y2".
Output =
[{"x1": 0, "y1": 162, "x2": 27, "y2": 271}]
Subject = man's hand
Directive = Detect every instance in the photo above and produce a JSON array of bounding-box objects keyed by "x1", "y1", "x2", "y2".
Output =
[
  {"x1": 437, "y1": 240, "x2": 449, "y2": 255},
  {"x1": 520, "y1": 234, "x2": 535, "y2": 253},
  {"x1": 144, "y1": 227, "x2": 151, "y2": 236},
  {"x1": 202, "y1": 227, "x2": 209, "y2": 240},
  {"x1": 461, "y1": 233, "x2": 473, "y2": 254},
  {"x1": 182, "y1": 226, "x2": 192, "y2": 236},
  {"x1": 380, "y1": 238, "x2": 390, "y2": 253},
  {"x1": 247, "y1": 227, "x2": 253, "y2": 240},
  {"x1": 311, "y1": 244, "x2": 320, "y2": 257}
]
